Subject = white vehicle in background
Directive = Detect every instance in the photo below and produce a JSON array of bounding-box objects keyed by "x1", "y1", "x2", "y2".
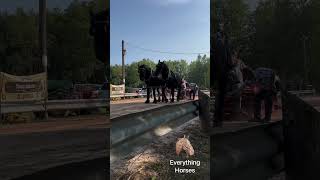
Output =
[{"x1": 136, "y1": 88, "x2": 150, "y2": 97}]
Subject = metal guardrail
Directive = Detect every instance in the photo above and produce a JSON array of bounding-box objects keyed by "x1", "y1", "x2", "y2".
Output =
[
  {"x1": 211, "y1": 122, "x2": 284, "y2": 180},
  {"x1": 282, "y1": 91, "x2": 320, "y2": 180},
  {"x1": 110, "y1": 93, "x2": 146, "y2": 98},
  {"x1": 1, "y1": 99, "x2": 108, "y2": 114},
  {"x1": 110, "y1": 90, "x2": 210, "y2": 99},
  {"x1": 200, "y1": 89, "x2": 284, "y2": 179},
  {"x1": 288, "y1": 90, "x2": 316, "y2": 96},
  {"x1": 110, "y1": 100, "x2": 198, "y2": 147},
  {"x1": 110, "y1": 100, "x2": 199, "y2": 163}
]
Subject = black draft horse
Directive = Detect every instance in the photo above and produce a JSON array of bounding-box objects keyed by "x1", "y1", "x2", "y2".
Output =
[
  {"x1": 138, "y1": 64, "x2": 165, "y2": 103},
  {"x1": 154, "y1": 60, "x2": 183, "y2": 102}
]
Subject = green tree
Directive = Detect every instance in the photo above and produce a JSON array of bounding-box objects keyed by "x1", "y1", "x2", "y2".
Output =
[
  {"x1": 163, "y1": 60, "x2": 188, "y2": 79},
  {"x1": 188, "y1": 55, "x2": 210, "y2": 89},
  {"x1": 0, "y1": 1, "x2": 106, "y2": 84},
  {"x1": 110, "y1": 65, "x2": 122, "y2": 85}
]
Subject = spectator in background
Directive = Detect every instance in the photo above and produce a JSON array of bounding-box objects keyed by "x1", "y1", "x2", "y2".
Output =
[
  {"x1": 226, "y1": 48, "x2": 254, "y2": 119},
  {"x1": 253, "y1": 68, "x2": 280, "y2": 122},
  {"x1": 181, "y1": 79, "x2": 187, "y2": 99},
  {"x1": 189, "y1": 83, "x2": 198, "y2": 100}
]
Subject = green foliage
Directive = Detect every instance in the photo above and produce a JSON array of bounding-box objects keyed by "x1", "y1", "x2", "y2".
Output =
[
  {"x1": 0, "y1": 9, "x2": 40, "y2": 75},
  {"x1": 214, "y1": 0, "x2": 320, "y2": 89},
  {"x1": 221, "y1": 0, "x2": 251, "y2": 49},
  {"x1": 0, "y1": 1, "x2": 106, "y2": 83},
  {"x1": 163, "y1": 59, "x2": 189, "y2": 79},
  {"x1": 188, "y1": 55, "x2": 210, "y2": 89},
  {"x1": 110, "y1": 64, "x2": 122, "y2": 85}
]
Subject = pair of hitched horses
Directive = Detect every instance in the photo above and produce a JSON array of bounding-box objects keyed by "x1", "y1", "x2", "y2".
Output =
[{"x1": 138, "y1": 60, "x2": 183, "y2": 103}]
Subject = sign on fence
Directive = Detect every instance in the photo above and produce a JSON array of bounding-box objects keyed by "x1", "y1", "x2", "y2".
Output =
[
  {"x1": 110, "y1": 84, "x2": 125, "y2": 96},
  {"x1": 0, "y1": 72, "x2": 46, "y2": 102}
]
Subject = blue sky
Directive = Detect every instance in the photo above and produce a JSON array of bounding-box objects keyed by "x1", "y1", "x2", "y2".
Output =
[{"x1": 110, "y1": 0, "x2": 210, "y2": 65}]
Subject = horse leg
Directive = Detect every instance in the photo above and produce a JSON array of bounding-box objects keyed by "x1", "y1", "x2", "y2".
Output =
[
  {"x1": 166, "y1": 88, "x2": 169, "y2": 102},
  {"x1": 170, "y1": 88, "x2": 174, "y2": 103},
  {"x1": 193, "y1": 90, "x2": 196, "y2": 100},
  {"x1": 157, "y1": 88, "x2": 161, "y2": 102},
  {"x1": 162, "y1": 87, "x2": 167, "y2": 102},
  {"x1": 153, "y1": 88, "x2": 157, "y2": 103},
  {"x1": 145, "y1": 87, "x2": 150, "y2": 103},
  {"x1": 161, "y1": 87, "x2": 164, "y2": 102},
  {"x1": 177, "y1": 88, "x2": 181, "y2": 102}
]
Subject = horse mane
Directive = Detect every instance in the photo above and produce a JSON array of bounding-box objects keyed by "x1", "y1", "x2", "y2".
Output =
[
  {"x1": 155, "y1": 61, "x2": 169, "y2": 80},
  {"x1": 170, "y1": 70, "x2": 176, "y2": 78}
]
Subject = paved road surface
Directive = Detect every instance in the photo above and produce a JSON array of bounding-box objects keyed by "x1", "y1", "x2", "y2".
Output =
[
  {"x1": 110, "y1": 98, "x2": 197, "y2": 119},
  {"x1": 209, "y1": 108, "x2": 282, "y2": 135},
  {"x1": 0, "y1": 115, "x2": 109, "y2": 135},
  {"x1": 0, "y1": 115, "x2": 109, "y2": 180}
]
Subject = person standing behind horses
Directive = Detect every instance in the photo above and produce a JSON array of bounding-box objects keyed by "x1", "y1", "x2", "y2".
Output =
[
  {"x1": 225, "y1": 49, "x2": 254, "y2": 119},
  {"x1": 253, "y1": 68, "x2": 280, "y2": 122},
  {"x1": 181, "y1": 79, "x2": 187, "y2": 99},
  {"x1": 212, "y1": 28, "x2": 233, "y2": 127},
  {"x1": 188, "y1": 83, "x2": 198, "y2": 100}
]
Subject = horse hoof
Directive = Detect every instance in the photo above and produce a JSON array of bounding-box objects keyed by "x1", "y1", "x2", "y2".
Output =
[
  {"x1": 145, "y1": 100, "x2": 150, "y2": 104},
  {"x1": 153, "y1": 100, "x2": 157, "y2": 104}
]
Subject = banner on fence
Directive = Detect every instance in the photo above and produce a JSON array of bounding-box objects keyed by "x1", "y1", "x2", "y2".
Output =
[
  {"x1": 0, "y1": 72, "x2": 46, "y2": 102},
  {"x1": 110, "y1": 84, "x2": 125, "y2": 96}
]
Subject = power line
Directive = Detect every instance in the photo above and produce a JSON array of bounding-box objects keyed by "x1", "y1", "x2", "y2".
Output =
[{"x1": 125, "y1": 41, "x2": 209, "y2": 55}]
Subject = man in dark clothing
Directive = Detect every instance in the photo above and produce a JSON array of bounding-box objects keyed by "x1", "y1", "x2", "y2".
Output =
[
  {"x1": 212, "y1": 29, "x2": 233, "y2": 127},
  {"x1": 188, "y1": 83, "x2": 198, "y2": 100},
  {"x1": 253, "y1": 68, "x2": 279, "y2": 122}
]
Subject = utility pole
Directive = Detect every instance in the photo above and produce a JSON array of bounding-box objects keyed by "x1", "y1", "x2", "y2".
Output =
[
  {"x1": 122, "y1": 40, "x2": 126, "y2": 85},
  {"x1": 39, "y1": 0, "x2": 48, "y2": 120}
]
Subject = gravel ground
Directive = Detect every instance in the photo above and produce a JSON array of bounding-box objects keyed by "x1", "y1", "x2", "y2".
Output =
[{"x1": 111, "y1": 117, "x2": 210, "y2": 180}]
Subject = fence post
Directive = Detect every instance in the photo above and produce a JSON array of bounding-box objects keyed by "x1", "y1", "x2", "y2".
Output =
[
  {"x1": 198, "y1": 90, "x2": 210, "y2": 132},
  {"x1": 0, "y1": 73, "x2": 2, "y2": 122},
  {"x1": 282, "y1": 91, "x2": 320, "y2": 180}
]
